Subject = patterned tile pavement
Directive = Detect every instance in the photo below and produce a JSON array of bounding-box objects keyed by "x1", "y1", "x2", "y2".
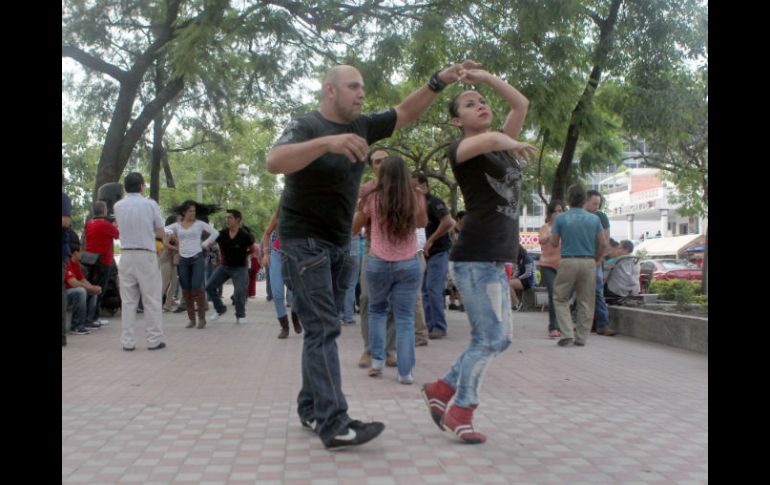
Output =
[{"x1": 63, "y1": 281, "x2": 707, "y2": 484}]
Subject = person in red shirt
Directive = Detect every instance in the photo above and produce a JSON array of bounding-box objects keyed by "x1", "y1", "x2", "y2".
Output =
[
  {"x1": 84, "y1": 201, "x2": 120, "y2": 325},
  {"x1": 65, "y1": 243, "x2": 103, "y2": 335}
]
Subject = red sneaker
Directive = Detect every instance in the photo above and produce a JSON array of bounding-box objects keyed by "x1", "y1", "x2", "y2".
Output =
[
  {"x1": 421, "y1": 379, "x2": 455, "y2": 430},
  {"x1": 441, "y1": 404, "x2": 487, "y2": 444}
]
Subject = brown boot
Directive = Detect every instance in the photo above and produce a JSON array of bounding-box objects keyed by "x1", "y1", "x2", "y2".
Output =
[
  {"x1": 183, "y1": 290, "x2": 196, "y2": 328},
  {"x1": 278, "y1": 315, "x2": 290, "y2": 339},
  {"x1": 291, "y1": 311, "x2": 303, "y2": 334},
  {"x1": 194, "y1": 290, "x2": 207, "y2": 329}
]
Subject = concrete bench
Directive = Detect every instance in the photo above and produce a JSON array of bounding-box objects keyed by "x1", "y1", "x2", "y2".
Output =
[
  {"x1": 607, "y1": 306, "x2": 707, "y2": 354},
  {"x1": 519, "y1": 286, "x2": 549, "y2": 312}
]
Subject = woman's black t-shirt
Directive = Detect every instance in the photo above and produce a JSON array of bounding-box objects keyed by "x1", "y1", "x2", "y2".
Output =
[{"x1": 447, "y1": 138, "x2": 522, "y2": 263}]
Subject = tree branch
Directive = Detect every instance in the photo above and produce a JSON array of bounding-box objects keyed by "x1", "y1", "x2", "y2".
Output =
[
  {"x1": 62, "y1": 45, "x2": 128, "y2": 82},
  {"x1": 167, "y1": 138, "x2": 214, "y2": 153},
  {"x1": 120, "y1": 77, "x2": 185, "y2": 162}
]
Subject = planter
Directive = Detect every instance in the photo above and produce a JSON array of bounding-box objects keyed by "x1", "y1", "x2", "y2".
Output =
[{"x1": 608, "y1": 306, "x2": 707, "y2": 354}]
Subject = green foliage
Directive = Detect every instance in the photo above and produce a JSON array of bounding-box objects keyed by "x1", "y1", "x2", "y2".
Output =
[{"x1": 648, "y1": 279, "x2": 703, "y2": 310}]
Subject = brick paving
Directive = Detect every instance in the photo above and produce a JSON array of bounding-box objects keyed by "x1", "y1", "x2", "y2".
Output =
[{"x1": 63, "y1": 281, "x2": 707, "y2": 484}]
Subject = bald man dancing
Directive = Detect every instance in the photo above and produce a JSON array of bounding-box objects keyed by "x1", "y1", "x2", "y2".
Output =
[{"x1": 267, "y1": 63, "x2": 478, "y2": 450}]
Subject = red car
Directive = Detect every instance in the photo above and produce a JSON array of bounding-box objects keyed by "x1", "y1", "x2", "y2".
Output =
[{"x1": 639, "y1": 259, "x2": 702, "y2": 292}]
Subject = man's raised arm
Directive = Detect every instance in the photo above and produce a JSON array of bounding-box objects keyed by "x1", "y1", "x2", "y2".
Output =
[{"x1": 393, "y1": 60, "x2": 481, "y2": 130}]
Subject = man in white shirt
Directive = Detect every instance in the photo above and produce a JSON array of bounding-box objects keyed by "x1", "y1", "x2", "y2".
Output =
[{"x1": 113, "y1": 172, "x2": 167, "y2": 351}]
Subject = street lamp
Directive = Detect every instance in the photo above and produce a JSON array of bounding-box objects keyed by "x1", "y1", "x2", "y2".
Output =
[{"x1": 237, "y1": 163, "x2": 249, "y2": 180}]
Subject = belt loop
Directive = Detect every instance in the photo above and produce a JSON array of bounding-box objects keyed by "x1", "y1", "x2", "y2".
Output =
[{"x1": 307, "y1": 237, "x2": 315, "y2": 251}]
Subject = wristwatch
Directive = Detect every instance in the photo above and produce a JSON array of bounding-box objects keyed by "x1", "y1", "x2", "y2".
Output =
[{"x1": 427, "y1": 70, "x2": 447, "y2": 93}]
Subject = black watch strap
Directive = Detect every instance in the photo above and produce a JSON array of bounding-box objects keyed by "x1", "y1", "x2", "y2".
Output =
[{"x1": 427, "y1": 70, "x2": 447, "y2": 93}]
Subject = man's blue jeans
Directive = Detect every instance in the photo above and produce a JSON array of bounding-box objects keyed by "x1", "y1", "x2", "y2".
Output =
[
  {"x1": 594, "y1": 265, "x2": 609, "y2": 329},
  {"x1": 280, "y1": 237, "x2": 355, "y2": 445},
  {"x1": 443, "y1": 262, "x2": 513, "y2": 407},
  {"x1": 422, "y1": 249, "x2": 450, "y2": 333},
  {"x1": 206, "y1": 265, "x2": 248, "y2": 318},
  {"x1": 66, "y1": 287, "x2": 96, "y2": 330},
  {"x1": 340, "y1": 235, "x2": 360, "y2": 323},
  {"x1": 366, "y1": 255, "x2": 421, "y2": 378}
]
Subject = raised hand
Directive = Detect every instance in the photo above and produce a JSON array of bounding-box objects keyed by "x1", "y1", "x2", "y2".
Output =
[
  {"x1": 439, "y1": 60, "x2": 483, "y2": 84},
  {"x1": 458, "y1": 68, "x2": 491, "y2": 85},
  {"x1": 509, "y1": 140, "x2": 538, "y2": 162}
]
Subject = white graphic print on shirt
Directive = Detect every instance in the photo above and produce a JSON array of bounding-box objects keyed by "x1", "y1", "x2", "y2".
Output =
[{"x1": 485, "y1": 167, "x2": 521, "y2": 220}]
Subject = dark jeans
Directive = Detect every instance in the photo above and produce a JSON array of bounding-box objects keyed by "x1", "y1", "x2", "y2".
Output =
[
  {"x1": 539, "y1": 266, "x2": 559, "y2": 331},
  {"x1": 593, "y1": 265, "x2": 610, "y2": 329},
  {"x1": 86, "y1": 261, "x2": 112, "y2": 321},
  {"x1": 178, "y1": 253, "x2": 206, "y2": 290},
  {"x1": 422, "y1": 249, "x2": 450, "y2": 332},
  {"x1": 280, "y1": 237, "x2": 355, "y2": 445},
  {"x1": 206, "y1": 265, "x2": 248, "y2": 318}
]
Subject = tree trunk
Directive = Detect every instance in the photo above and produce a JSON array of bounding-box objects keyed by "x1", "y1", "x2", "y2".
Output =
[
  {"x1": 150, "y1": 60, "x2": 167, "y2": 202},
  {"x1": 151, "y1": 116, "x2": 163, "y2": 202},
  {"x1": 550, "y1": 0, "x2": 622, "y2": 201},
  {"x1": 93, "y1": 77, "x2": 143, "y2": 199}
]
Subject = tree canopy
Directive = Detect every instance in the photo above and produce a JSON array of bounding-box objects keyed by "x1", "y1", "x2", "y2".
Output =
[{"x1": 63, "y1": 0, "x2": 707, "y2": 228}]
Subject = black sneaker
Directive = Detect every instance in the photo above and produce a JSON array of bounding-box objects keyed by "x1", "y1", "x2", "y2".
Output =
[
  {"x1": 574, "y1": 339, "x2": 586, "y2": 346},
  {"x1": 70, "y1": 327, "x2": 90, "y2": 335},
  {"x1": 558, "y1": 338, "x2": 574, "y2": 347},
  {"x1": 85, "y1": 321, "x2": 102, "y2": 329},
  {"x1": 325, "y1": 420, "x2": 385, "y2": 451},
  {"x1": 300, "y1": 418, "x2": 317, "y2": 433}
]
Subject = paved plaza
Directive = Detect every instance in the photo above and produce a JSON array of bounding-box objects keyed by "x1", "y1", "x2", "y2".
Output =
[{"x1": 62, "y1": 281, "x2": 707, "y2": 484}]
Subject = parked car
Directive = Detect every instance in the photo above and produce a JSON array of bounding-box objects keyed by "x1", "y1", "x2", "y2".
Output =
[{"x1": 639, "y1": 259, "x2": 702, "y2": 292}]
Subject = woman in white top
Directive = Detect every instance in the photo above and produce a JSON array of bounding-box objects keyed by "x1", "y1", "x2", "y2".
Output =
[{"x1": 165, "y1": 200, "x2": 218, "y2": 329}]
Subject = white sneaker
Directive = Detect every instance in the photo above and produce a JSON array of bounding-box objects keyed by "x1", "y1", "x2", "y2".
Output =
[
  {"x1": 209, "y1": 311, "x2": 223, "y2": 321},
  {"x1": 237, "y1": 317, "x2": 249, "y2": 325},
  {"x1": 397, "y1": 373, "x2": 414, "y2": 385}
]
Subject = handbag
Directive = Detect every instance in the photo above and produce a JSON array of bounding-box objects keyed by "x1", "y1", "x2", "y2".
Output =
[{"x1": 80, "y1": 251, "x2": 101, "y2": 266}]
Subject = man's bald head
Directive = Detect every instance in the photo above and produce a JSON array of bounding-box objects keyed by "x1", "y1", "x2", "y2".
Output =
[
  {"x1": 324, "y1": 65, "x2": 360, "y2": 85},
  {"x1": 320, "y1": 65, "x2": 365, "y2": 123}
]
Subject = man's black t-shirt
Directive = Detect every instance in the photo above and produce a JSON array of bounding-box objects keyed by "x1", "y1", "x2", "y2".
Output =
[
  {"x1": 425, "y1": 193, "x2": 452, "y2": 257},
  {"x1": 217, "y1": 228, "x2": 255, "y2": 267},
  {"x1": 273, "y1": 109, "x2": 397, "y2": 246},
  {"x1": 447, "y1": 138, "x2": 523, "y2": 263}
]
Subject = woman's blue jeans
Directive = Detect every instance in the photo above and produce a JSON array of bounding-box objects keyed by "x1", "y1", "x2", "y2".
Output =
[
  {"x1": 366, "y1": 254, "x2": 421, "y2": 378},
  {"x1": 444, "y1": 261, "x2": 513, "y2": 407},
  {"x1": 539, "y1": 266, "x2": 560, "y2": 331},
  {"x1": 270, "y1": 248, "x2": 293, "y2": 318},
  {"x1": 178, "y1": 253, "x2": 206, "y2": 290}
]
